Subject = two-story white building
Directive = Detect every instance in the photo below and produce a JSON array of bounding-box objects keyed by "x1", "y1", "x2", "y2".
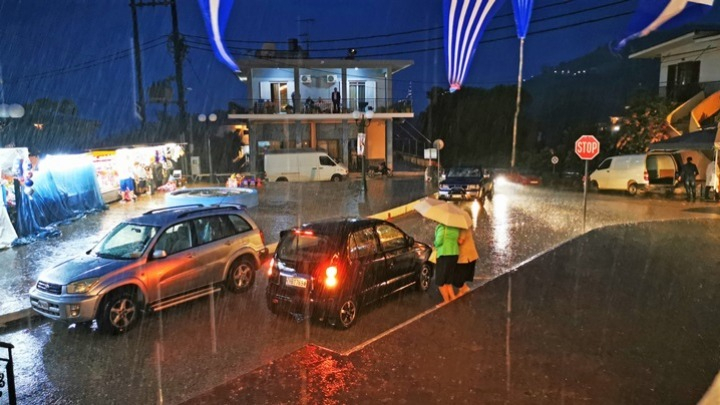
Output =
[
  {"x1": 229, "y1": 41, "x2": 414, "y2": 174},
  {"x1": 630, "y1": 28, "x2": 720, "y2": 134}
]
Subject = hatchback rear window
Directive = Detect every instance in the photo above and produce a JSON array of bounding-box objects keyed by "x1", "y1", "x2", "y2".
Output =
[{"x1": 277, "y1": 233, "x2": 334, "y2": 261}]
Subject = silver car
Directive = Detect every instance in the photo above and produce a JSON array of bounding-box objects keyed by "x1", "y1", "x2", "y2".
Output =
[{"x1": 29, "y1": 204, "x2": 268, "y2": 334}]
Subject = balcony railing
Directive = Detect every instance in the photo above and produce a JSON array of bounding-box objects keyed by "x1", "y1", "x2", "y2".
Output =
[{"x1": 228, "y1": 98, "x2": 414, "y2": 115}]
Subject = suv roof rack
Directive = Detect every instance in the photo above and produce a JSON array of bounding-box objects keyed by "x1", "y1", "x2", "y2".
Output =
[
  {"x1": 176, "y1": 203, "x2": 246, "y2": 219},
  {"x1": 143, "y1": 204, "x2": 204, "y2": 216}
]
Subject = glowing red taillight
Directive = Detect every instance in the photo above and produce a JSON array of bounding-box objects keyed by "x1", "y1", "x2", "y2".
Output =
[
  {"x1": 325, "y1": 265, "x2": 338, "y2": 287},
  {"x1": 267, "y1": 258, "x2": 275, "y2": 276}
]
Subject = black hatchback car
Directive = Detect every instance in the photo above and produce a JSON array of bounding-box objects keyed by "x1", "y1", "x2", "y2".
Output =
[{"x1": 266, "y1": 218, "x2": 433, "y2": 329}]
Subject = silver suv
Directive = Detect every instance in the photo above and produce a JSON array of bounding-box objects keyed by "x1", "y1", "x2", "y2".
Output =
[{"x1": 29, "y1": 204, "x2": 268, "y2": 334}]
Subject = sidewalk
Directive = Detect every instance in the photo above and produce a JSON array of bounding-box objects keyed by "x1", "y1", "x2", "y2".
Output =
[{"x1": 183, "y1": 219, "x2": 720, "y2": 404}]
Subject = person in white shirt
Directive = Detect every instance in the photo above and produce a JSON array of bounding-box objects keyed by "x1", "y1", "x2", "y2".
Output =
[{"x1": 705, "y1": 159, "x2": 717, "y2": 201}]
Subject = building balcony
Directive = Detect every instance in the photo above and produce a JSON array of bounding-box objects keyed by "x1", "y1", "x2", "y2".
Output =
[{"x1": 228, "y1": 97, "x2": 414, "y2": 121}]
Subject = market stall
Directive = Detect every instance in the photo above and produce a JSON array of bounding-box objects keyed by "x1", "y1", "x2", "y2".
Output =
[
  {"x1": 0, "y1": 148, "x2": 25, "y2": 248},
  {"x1": 89, "y1": 143, "x2": 186, "y2": 202}
]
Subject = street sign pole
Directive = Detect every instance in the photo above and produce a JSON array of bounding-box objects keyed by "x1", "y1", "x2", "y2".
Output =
[
  {"x1": 583, "y1": 160, "x2": 588, "y2": 232},
  {"x1": 575, "y1": 135, "x2": 600, "y2": 233}
]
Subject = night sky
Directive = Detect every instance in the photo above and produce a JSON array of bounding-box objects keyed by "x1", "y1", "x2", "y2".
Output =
[{"x1": 0, "y1": 0, "x2": 717, "y2": 136}]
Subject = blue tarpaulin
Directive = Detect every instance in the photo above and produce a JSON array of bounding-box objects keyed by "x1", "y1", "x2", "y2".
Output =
[{"x1": 13, "y1": 154, "x2": 107, "y2": 245}]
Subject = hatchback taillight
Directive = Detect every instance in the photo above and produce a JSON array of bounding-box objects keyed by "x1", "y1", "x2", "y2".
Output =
[{"x1": 325, "y1": 265, "x2": 338, "y2": 288}]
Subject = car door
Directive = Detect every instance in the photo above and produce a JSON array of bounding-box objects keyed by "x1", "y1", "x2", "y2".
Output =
[
  {"x1": 347, "y1": 227, "x2": 386, "y2": 305},
  {"x1": 144, "y1": 221, "x2": 202, "y2": 301},
  {"x1": 191, "y1": 215, "x2": 237, "y2": 286},
  {"x1": 375, "y1": 223, "x2": 417, "y2": 294},
  {"x1": 592, "y1": 158, "x2": 612, "y2": 189}
]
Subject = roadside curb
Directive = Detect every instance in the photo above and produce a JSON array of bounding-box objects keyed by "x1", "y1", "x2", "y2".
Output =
[
  {"x1": 367, "y1": 195, "x2": 429, "y2": 221},
  {"x1": 0, "y1": 308, "x2": 38, "y2": 328}
]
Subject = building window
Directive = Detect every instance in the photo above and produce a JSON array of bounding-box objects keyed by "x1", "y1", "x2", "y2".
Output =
[
  {"x1": 666, "y1": 61, "x2": 700, "y2": 101},
  {"x1": 349, "y1": 81, "x2": 366, "y2": 111}
]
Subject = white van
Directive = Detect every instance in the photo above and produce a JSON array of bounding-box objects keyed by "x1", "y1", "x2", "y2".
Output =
[
  {"x1": 589, "y1": 153, "x2": 680, "y2": 195},
  {"x1": 264, "y1": 149, "x2": 348, "y2": 182}
]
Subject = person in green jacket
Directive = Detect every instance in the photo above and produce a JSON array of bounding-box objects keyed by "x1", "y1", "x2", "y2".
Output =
[{"x1": 434, "y1": 223, "x2": 460, "y2": 302}]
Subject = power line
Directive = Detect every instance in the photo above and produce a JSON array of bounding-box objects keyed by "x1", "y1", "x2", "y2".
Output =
[
  {"x1": 184, "y1": 0, "x2": 632, "y2": 56},
  {"x1": 183, "y1": 0, "x2": 629, "y2": 48},
  {"x1": 7, "y1": 37, "x2": 166, "y2": 84}
]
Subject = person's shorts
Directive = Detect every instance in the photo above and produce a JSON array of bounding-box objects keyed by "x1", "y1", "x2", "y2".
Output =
[{"x1": 120, "y1": 178, "x2": 135, "y2": 192}]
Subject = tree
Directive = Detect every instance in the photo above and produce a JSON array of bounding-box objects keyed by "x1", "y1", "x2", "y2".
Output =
[
  {"x1": 612, "y1": 96, "x2": 676, "y2": 154},
  {"x1": 420, "y1": 85, "x2": 529, "y2": 167}
]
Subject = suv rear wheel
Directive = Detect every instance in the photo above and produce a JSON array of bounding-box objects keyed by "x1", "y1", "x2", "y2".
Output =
[
  {"x1": 97, "y1": 290, "x2": 140, "y2": 334},
  {"x1": 226, "y1": 256, "x2": 256, "y2": 292}
]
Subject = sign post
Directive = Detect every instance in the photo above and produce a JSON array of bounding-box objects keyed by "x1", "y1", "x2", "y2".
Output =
[
  {"x1": 551, "y1": 155, "x2": 559, "y2": 174},
  {"x1": 0, "y1": 342, "x2": 16, "y2": 405},
  {"x1": 575, "y1": 135, "x2": 600, "y2": 232},
  {"x1": 433, "y1": 139, "x2": 444, "y2": 189}
]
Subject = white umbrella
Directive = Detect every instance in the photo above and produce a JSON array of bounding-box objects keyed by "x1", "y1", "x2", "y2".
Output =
[{"x1": 414, "y1": 197, "x2": 472, "y2": 229}]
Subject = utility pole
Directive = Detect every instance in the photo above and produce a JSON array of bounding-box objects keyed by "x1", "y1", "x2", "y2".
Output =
[
  {"x1": 129, "y1": 0, "x2": 146, "y2": 124},
  {"x1": 129, "y1": 0, "x2": 189, "y2": 171}
]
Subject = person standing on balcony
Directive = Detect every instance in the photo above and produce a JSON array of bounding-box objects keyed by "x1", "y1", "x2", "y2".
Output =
[{"x1": 332, "y1": 87, "x2": 341, "y2": 113}]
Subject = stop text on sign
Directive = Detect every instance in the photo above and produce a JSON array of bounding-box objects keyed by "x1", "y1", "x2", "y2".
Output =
[{"x1": 575, "y1": 135, "x2": 600, "y2": 160}]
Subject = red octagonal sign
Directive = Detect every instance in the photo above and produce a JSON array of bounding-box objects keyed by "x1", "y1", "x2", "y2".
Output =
[{"x1": 575, "y1": 135, "x2": 600, "y2": 160}]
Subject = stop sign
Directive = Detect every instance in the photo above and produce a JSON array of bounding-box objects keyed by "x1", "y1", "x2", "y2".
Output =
[{"x1": 575, "y1": 135, "x2": 600, "y2": 160}]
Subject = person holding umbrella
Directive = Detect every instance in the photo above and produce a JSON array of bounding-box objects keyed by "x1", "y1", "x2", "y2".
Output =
[
  {"x1": 434, "y1": 222, "x2": 460, "y2": 303},
  {"x1": 454, "y1": 228, "x2": 478, "y2": 296},
  {"x1": 414, "y1": 197, "x2": 473, "y2": 303}
]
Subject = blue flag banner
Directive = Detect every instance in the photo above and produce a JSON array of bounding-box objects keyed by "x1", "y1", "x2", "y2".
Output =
[
  {"x1": 198, "y1": 0, "x2": 240, "y2": 73},
  {"x1": 511, "y1": 0, "x2": 533, "y2": 39},
  {"x1": 444, "y1": 0, "x2": 507, "y2": 92},
  {"x1": 615, "y1": 0, "x2": 715, "y2": 51}
]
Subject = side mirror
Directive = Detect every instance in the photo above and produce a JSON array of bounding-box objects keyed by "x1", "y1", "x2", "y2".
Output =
[{"x1": 152, "y1": 250, "x2": 168, "y2": 259}]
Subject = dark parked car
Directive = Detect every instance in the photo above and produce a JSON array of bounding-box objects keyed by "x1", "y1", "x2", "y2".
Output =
[
  {"x1": 266, "y1": 218, "x2": 433, "y2": 329},
  {"x1": 438, "y1": 166, "x2": 494, "y2": 203}
]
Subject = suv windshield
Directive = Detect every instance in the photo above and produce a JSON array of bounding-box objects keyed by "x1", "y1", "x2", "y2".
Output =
[
  {"x1": 447, "y1": 167, "x2": 483, "y2": 177},
  {"x1": 95, "y1": 223, "x2": 159, "y2": 260},
  {"x1": 277, "y1": 232, "x2": 334, "y2": 262}
]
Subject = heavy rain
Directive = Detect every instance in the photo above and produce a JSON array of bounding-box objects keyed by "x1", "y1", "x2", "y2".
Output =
[{"x1": 1, "y1": 1, "x2": 720, "y2": 404}]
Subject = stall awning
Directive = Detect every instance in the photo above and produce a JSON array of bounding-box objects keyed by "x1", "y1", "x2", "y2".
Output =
[{"x1": 648, "y1": 128, "x2": 720, "y2": 152}]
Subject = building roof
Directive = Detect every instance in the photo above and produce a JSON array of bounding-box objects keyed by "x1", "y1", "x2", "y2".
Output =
[
  {"x1": 235, "y1": 57, "x2": 414, "y2": 75},
  {"x1": 630, "y1": 29, "x2": 720, "y2": 59},
  {"x1": 647, "y1": 127, "x2": 720, "y2": 151}
]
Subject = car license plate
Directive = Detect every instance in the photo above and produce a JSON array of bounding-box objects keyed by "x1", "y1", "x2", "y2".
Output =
[
  {"x1": 286, "y1": 277, "x2": 307, "y2": 288},
  {"x1": 39, "y1": 300, "x2": 49, "y2": 310}
]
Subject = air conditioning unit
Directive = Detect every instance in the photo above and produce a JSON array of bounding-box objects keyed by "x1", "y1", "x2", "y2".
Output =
[
  {"x1": 326, "y1": 74, "x2": 337, "y2": 84},
  {"x1": 300, "y1": 75, "x2": 312, "y2": 84}
]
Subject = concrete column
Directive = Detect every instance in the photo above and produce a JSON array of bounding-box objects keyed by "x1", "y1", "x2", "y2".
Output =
[
  {"x1": 342, "y1": 120, "x2": 349, "y2": 165},
  {"x1": 386, "y1": 119, "x2": 393, "y2": 169},
  {"x1": 249, "y1": 122, "x2": 259, "y2": 173},
  {"x1": 341, "y1": 68, "x2": 347, "y2": 112}
]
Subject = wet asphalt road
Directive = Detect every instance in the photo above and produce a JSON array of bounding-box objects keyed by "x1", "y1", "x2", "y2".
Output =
[{"x1": 2, "y1": 180, "x2": 720, "y2": 404}]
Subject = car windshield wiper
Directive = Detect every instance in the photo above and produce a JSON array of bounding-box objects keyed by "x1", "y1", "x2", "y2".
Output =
[{"x1": 95, "y1": 252, "x2": 121, "y2": 260}]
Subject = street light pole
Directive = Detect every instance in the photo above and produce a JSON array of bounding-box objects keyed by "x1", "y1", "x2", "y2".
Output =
[
  {"x1": 353, "y1": 109, "x2": 374, "y2": 192},
  {"x1": 197, "y1": 113, "x2": 217, "y2": 184}
]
